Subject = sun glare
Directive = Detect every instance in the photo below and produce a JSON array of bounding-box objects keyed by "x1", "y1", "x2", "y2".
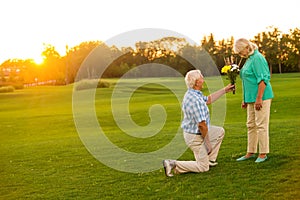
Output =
[{"x1": 33, "y1": 56, "x2": 44, "y2": 65}]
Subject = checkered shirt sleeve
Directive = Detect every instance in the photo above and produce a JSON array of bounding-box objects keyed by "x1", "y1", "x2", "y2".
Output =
[{"x1": 181, "y1": 89, "x2": 210, "y2": 134}]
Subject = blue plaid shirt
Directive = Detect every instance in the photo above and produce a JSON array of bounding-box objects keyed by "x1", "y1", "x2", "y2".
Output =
[{"x1": 181, "y1": 89, "x2": 210, "y2": 134}]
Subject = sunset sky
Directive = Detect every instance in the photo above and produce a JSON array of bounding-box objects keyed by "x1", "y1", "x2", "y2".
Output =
[{"x1": 0, "y1": 0, "x2": 299, "y2": 64}]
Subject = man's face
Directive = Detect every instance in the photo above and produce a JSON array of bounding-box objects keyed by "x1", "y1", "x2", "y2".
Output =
[{"x1": 196, "y1": 76, "x2": 205, "y2": 90}]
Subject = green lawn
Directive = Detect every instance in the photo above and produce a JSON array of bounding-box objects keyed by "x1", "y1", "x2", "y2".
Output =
[{"x1": 0, "y1": 73, "x2": 299, "y2": 199}]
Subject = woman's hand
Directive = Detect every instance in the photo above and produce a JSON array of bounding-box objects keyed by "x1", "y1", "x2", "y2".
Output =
[
  {"x1": 241, "y1": 101, "x2": 247, "y2": 109},
  {"x1": 255, "y1": 81, "x2": 266, "y2": 111},
  {"x1": 255, "y1": 98, "x2": 263, "y2": 110}
]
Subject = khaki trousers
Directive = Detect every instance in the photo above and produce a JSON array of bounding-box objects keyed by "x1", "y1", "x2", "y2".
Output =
[
  {"x1": 246, "y1": 99, "x2": 271, "y2": 154},
  {"x1": 175, "y1": 126, "x2": 225, "y2": 173}
]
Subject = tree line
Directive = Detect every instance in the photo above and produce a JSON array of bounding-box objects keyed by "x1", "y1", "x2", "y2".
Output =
[{"x1": 0, "y1": 26, "x2": 299, "y2": 87}]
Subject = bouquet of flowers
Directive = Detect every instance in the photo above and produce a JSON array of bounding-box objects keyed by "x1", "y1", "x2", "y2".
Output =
[{"x1": 221, "y1": 57, "x2": 240, "y2": 94}]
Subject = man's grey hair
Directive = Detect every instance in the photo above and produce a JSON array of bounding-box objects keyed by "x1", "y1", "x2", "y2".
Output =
[{"x1": 184, "y1": 70, "x2": 203, "y2": 89}]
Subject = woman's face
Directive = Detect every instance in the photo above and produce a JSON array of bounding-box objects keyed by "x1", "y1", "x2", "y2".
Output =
[{"x1": 239, "y1": 46, "x2": 249, "y2": 58}]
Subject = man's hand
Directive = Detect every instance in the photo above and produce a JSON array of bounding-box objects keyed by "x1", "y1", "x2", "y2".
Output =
[
  {"x1": 198, "y1": 121, "x2": 212, "y2": 155},
  {"x1": 225, "y1": 84, "x2": 235, "y2": 93},
  {"x1": 198, "y1": 121, "x2": 208, "y2": 136},
  {"x1": 204, "y1": 136, "x2": 212, "y2": 155}
]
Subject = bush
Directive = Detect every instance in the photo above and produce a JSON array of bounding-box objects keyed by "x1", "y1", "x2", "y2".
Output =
[
  {"x1": 0, "y1": 86, "x2": 15, "y2": 93},
  {"x1": 0, "y1": 82, "x2": 24, "y2": 90},
  {"x1": 75, "y1": 79, "x2": 110, "y2": 91},
  {"x1": 12, "y1": 83, "x2": 24, "y2": 89},
  {"x1": 97, "y1": 81, "x2": 110, "y2": 88}
]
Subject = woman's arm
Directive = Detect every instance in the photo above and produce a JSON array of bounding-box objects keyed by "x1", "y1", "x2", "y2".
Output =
[{"x1": 255, "y1": 81, "x2": 266, "y2": 110}]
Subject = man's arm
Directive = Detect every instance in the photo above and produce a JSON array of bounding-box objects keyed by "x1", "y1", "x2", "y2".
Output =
[
  {"x1": 198, "y1": 121, "x2": 212, "y2": 154},
  {"x1": 207, "y1": 84, "x2": 235, "y2": 105}
]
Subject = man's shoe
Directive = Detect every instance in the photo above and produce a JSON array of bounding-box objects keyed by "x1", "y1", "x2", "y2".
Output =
[
  {"x1": 255, "y1": 156, "x2": 267, "y2": 163},
  {"x1": 236, "y1": 154, "x2": 256, "y2": 161},
  {"x1": 209, "y1": 160, "x2": 218, "y2": 167},
  {"x1": 163, "y1": 160, "x2": 175, "y2": 177}
]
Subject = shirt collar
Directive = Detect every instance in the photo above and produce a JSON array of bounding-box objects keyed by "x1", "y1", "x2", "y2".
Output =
[{"x1": 188, "y1": 88, "x2": 203, "y2": 95}]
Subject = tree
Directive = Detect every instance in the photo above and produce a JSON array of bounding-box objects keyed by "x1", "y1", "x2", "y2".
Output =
[
  {"x1": 201, "y1": 33, "x2": 218, "y2": 62},
  {"x1": 266, "y1": 27, "x2": 283, "y2": 73},
  {"x1": 216, "y1": 36, "x2": 237, "y2": 70},
  {"x1": 254, "y1": 27, "x2": 282, "y2": 73},
  {"x1": 40, "y1": 44, "x2": 64, "y2": 83},
  {"x1": 64, "y1": 41, "x2": 103, "y2": 83},
  {"x1": 286, "y1": 28, "x2": 300, "y2": 71}
]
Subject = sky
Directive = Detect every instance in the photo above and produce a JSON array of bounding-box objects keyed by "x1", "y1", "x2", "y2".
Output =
[{"x1": 0, "y1": 0, "x2": 299, "y2": 64}]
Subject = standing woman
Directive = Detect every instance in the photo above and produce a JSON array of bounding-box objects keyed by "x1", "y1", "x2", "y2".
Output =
[{"x1": 234, "y1": 38, "x2": 274, "y2": 163}]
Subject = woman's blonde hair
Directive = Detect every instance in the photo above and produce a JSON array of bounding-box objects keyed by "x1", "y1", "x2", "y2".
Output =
[
  {"x1": 234, "y1": 38, "x2": 258, "y2": 56},
  {"x1": 185, "y1": 69, "x2": 203, "y2": 89}
]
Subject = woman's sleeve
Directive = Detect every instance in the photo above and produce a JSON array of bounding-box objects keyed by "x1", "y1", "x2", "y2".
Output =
[{"x1": 253, "y1": 55, "x2": 271, "y2": 85}]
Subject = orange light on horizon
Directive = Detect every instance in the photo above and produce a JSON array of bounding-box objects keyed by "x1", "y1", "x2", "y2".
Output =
[{"x1": 33, "y1": 56, "x2": 45, "y2": 65}]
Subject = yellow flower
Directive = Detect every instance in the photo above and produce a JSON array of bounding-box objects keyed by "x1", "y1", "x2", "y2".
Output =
[{"x1": 221, "y1": 65, "x2": 231, "y2": 74}]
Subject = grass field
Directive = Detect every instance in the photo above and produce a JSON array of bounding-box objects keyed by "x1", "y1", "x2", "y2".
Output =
[{"x1": 1, "y1": 73, "x2": 299, "y2": 199}]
